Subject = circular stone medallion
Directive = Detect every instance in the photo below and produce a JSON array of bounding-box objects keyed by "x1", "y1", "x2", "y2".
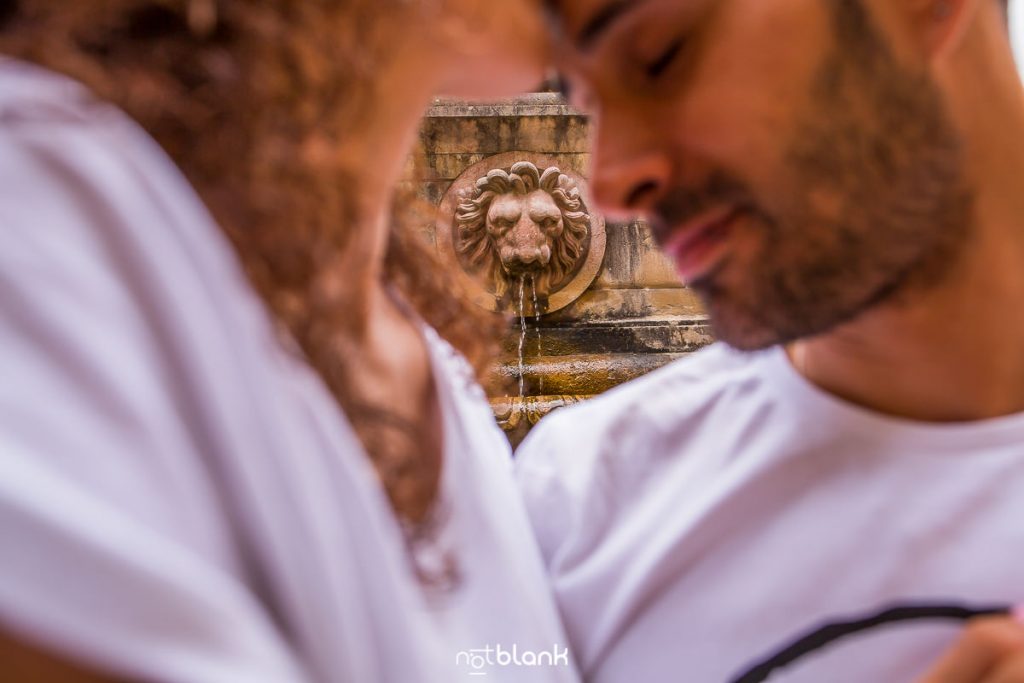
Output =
[{"x1": 436, "y1": 151, "x2": 606, "y2": 316}]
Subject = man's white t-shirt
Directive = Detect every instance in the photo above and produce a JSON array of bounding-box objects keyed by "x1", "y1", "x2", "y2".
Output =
[
  {"x1": 0, "y1": 58, "x2": 576, "y2": 683},
  {"x1": 516, "y1": 343, "x2": 1024, "y2": 683}
]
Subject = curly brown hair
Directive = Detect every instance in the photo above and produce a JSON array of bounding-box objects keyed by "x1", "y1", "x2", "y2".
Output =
[{"x1": 0, "y1": 1, "x2": 503, "y2": 550}]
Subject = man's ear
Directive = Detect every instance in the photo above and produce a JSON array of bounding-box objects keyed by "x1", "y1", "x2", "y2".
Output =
[{"x1": 905, "y1": 0, "x2": 987, "y2": 59}]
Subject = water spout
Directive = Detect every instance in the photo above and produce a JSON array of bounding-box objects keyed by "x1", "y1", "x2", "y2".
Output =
[
  {"x1": 517, "y1": 275, "x2": 527, "y2": 399},
  {"x1": 530, "y1": 275, "x2": 543, "y2": 395}
]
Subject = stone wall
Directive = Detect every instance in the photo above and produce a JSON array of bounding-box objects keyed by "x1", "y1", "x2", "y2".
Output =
[{"x1": 412, "y1": 94, "x2": 714, "y2": 445}]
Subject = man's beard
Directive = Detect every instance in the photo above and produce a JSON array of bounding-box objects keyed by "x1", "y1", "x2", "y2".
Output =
[{"x1": 652, "y1": 0, "x2": 974, "y2": 351}]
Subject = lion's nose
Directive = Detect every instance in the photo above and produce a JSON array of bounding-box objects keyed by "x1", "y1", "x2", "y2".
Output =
[
  {"x1": 500, "y1": 244, "x2": 552, "y2": 272},
  {"x1": 517, "y1": 246, "x2": 551, "y2": 265}
]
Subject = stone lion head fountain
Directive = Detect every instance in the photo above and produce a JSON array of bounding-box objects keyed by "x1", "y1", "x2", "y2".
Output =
[
  {"x1": 455, "y1": 161, "x2": 590, "y2": 302},
  {"x1": 436, "y1": 155, "x2": 605, "y2": 316}
]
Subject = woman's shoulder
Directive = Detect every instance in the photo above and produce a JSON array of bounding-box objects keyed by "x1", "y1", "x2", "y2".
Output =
[
  {"x1": 0, "y1": 58, "x2": 272, "y2": 370},
  {"x1": 0, "y1": 57, "x2": 98, "y2": 123},
  {"x1": 0, "y1": 58, "x2": 235, "y2": 262}
]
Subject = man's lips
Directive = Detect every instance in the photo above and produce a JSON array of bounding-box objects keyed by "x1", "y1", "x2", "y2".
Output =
[{"x1": 657, "y1": 205, "x2": 743, "y2": 283}]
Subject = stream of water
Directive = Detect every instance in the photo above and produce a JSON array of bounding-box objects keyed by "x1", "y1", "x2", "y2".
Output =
[
  {"x1": 530, "y1": 276, "x2": 543, "y2": 395},
  {"x1": 517, "y1": 275, "x2": 527, "y2": 399}
]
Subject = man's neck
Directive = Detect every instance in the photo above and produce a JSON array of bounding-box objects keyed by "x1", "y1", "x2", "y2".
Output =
[{"x1": 787, "y1": 199, "x2": 1024, "y2": 423}]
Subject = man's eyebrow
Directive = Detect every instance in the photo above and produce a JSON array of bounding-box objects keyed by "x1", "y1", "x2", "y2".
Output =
[{"x1": 577, "y1": 0, "x2": 634, "y2": 50}]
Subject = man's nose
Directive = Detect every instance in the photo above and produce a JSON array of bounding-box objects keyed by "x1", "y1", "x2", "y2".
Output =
[
  {"x1": 591, "y1": 152, "x2": 672, "y2": 219},
  {"x1": 589, "y1": 109, "x2": 673, "y2": 219}
]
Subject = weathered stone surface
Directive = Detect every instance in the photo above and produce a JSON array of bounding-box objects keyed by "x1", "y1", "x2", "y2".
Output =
[
  {"x1": 594, "y1": 220, "x2": 683, "y2": 290},
  {"x1": 420, "y1": 117, "x2": 591, "y2": 156},
  {"x1": 410, "y1": 94, "x2": 711, "y2": 443},
  {"x1": 436, "y1": 155, "x2": 606, "y2": 316},
  {"x1": 497, "y1": 318, "x2": 713, "y2": 357},
  {"x1": 490, "y1": 395, "x2": 593, "y2": 448},
  {"x1": 541, "y1": 288, "x2": 706, "y2": 323},
  {"x1": 491, "y1": 352, "x2": 692, "y2": 395}
]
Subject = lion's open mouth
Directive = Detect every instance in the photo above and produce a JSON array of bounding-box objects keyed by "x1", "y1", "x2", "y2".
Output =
[{"x1": 499, "y1": 245, "x2": 552, "y2": 274}]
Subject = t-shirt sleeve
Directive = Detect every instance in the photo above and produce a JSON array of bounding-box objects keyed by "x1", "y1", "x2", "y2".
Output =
[{"x1": 0, "y1": 119, "x2": 308, "y2": 682}]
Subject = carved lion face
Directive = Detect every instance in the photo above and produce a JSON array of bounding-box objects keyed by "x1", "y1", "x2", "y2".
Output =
[
  {"x1": 487, "y1": 190, "x2": 562, "y2": 275},
  {"x1": 455, "y1": 161, "x2": 590, "y2": 303}
]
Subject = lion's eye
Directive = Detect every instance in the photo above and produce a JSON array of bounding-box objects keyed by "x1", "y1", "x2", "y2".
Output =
[{"x1": 489, "y1": 219, "x2": 514, "y2": 233}]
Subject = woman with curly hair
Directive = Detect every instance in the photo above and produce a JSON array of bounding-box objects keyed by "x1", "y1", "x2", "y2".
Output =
[{"x1": 0, "y1": 1, "x2": 577, "y2": 681}]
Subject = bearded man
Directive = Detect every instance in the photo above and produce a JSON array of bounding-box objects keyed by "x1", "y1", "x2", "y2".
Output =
[{"x1": 517, "y1": 0, "x2": 1024, "y2": 681}]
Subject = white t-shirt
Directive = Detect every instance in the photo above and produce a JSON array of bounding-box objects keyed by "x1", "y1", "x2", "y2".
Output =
[
  {"x1": 1011, "y1": 0, "x2": 1023, "y2": 68},
  {"x1": 516, "y1": 342, "x2": 1024, "y2": 683},
  {"x1": 0, "y1": 58, "x2": 576, "y2": 683}
]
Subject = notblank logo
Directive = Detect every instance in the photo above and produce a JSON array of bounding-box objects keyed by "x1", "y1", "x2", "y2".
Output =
[{"x1": 455, "y1": 643, "x2": 571, "y2": 677}]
